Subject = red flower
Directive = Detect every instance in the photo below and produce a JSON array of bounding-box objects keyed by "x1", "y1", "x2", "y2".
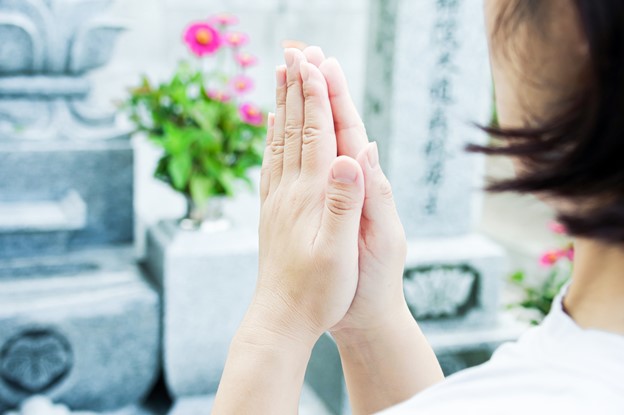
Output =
[
  {"x1": 209, "y1": 14, "x2": 239, "y2": 26},
  {"x1": 184, "y1": 23, "x2": 221, "y2": 56},
  {"x1": 539, "y1": 249, "x2": 566, "y2": 267},
  {"x1": 230, "y1": 75, "x2": 254, "y2": 95},
  {"x1": 548, "y1": 221, "x2": 568, "y2": 235},
  {"x1": 239, "y1": 103, "x2": 263, "y2": 126},
  {"x1": 235, "y1": 52, "x2": 258, "y2": 68},
  {"x1": 224, "y1": 32, "x2": 249, "y2": 48},
  {"x1": 206, "y1": 89, "x2": 232, "y2": 103}
]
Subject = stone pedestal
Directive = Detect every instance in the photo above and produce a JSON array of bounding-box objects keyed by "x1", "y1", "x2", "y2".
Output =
[
  {"x1": 146, "y1": 221, "x2": 258, "y2": 398},
  {"x1": 0, "y1": 1, "x2": 161, "y2": 412},
  {"x1": 0, "y1": 248, "x2": 160, "y2": 413},
  {"x1": 0, "y1": 139, "x2": 134, "y2": 257}
]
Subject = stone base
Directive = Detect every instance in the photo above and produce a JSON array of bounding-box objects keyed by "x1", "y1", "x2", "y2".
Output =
[
  {"x1": 0, "y1": 139, "x2": 134, "y2": 254},
  {"x1": 0, "y1": 247, "x2": 160, "y2": 413},
  {"x1": 145, "y1": 220, "x2": 258, "y2": 399},
  {"x1": 403, "y1": 233, "x2": 507, "y2": 328}
]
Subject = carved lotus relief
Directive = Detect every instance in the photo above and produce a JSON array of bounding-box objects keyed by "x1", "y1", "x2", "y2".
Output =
[
  {"x1": 0, "y1": 0, "x2": 124, "y2": 75},
  {"x1": 403, "y1": 264, "x2": 478, "y2": 319},
  {"x1": 0, "y1": 329, "x2": 73, "y2": 393}
]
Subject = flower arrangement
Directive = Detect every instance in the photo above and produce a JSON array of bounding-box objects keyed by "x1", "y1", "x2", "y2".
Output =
[
  {"x1": 124, "y1": 14, "x2": 266, "y2": 221},
  {"x1": 508, "y1": 222, "x2": 574, "y2": 324}
]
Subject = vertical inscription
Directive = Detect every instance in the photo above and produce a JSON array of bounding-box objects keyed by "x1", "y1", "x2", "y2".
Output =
[{"x1": 423, "y1": 0, "x2": 461, "y2": 215}]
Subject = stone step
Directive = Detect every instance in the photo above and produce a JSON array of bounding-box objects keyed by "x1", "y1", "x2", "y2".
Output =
[
  {"x1": 0, "y1": 247, "x2": 160, "y2": 413},
  {"x1": 0, "y1": 191, "x2": 86, "y2": 259}
]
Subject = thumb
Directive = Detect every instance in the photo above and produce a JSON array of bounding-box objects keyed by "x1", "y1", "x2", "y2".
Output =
[
  {"x1": 318, "y1": 156, "x2": 365, "y2": 248},
  {"x1": 356, "y1": 142, "x2": 400, "y2": 224}
]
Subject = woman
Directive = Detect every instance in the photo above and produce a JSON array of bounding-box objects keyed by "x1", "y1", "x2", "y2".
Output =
[{"x1": 213, "y1": 0, "x2": 624, "y2": 413}]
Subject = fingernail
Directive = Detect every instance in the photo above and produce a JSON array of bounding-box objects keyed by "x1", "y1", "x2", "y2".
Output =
[
  {"x1": 268, "y1": 112, "x2": 275, "y2": 127},
  {"x1": 284, "y1": 49, "x2": 295, "y2": 67},
  {"x1": 368, "y1": 142, "x2": 379, "y2": 168},
  {"x1": 300, "y1": 62, "x2": 310, "y2": 82},
  {"x1": 276, "y1": 65, "x2": 286, "y2": 87},
  {"x1": 332, "y1": 159, "x2": 358, "y2": 184}
]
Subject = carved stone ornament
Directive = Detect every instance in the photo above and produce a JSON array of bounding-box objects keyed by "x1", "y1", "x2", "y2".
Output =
[
  {"x1": 403, "y1": 264, "x2": 478, "y2": 319},
  {"x1": 0, "y1": 0, "x2": 127, "y2": 140},
  {"x1": 0, "y1": 0, "x2": 124, "y2": 76},
  {"x1": 0, "y1": 328, "x2": 73, "y2": 394}
]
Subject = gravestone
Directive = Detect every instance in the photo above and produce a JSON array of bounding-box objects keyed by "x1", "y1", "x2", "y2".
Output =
[
  {"x1": 0, "y1": 0, "x2": 160, "y2": 413},
  {"x1": 364, "y1": 0, "x2": 525, "y2": 377}
]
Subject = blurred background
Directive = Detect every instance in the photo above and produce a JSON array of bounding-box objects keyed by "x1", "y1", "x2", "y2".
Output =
[{"x1": 0, "y1": 0, "x2": 570, "y2": 414}]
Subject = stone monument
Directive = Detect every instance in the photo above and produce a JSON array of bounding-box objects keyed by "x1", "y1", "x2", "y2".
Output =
[
  {"x1": 0, "y1": 0, "x2": 160, "y2": 412},
  {"x1": 364, "y1": 0, "x2": 526, "y2": 377}
]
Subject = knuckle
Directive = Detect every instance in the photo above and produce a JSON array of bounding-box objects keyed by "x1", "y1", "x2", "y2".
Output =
[
  {"x1": 326, "y1": 190, "x2": 359, "y2": 216},
  {"x1": 302, "y1": 126, "x2": 323, "y2": 144},
  {"x1": 271, "y1": 140, "x2": 285, "y2": 156},
  {"x1": 379, "y1": 177, "x2": 394, "y2": 200},
  {"x1": 284, "y1": 125, "x2": 301, "y2": 142},
  {"x1": 286, "y1": 77, "x2": 300, "y2": 90}
]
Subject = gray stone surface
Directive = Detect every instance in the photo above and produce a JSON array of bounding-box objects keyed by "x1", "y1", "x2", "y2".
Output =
[
  {"x1": 146, "y1": 221, "x2": 258, "y2": 399},
  {"x1": 403, "y1": 234, "x2": 506, "y2": 329},
  {"x1": 305, "y1": 334, "x2": 348, "y2": 415},
  {"x1": 0, "y1": 0, "x2": 124, "y2": 75},
  {"x1": 0, "y1": 248, "x2": 160, "y2": 413},
  {"x1": 0, "y1": 139, "x2": 134, "y2": 255},
  {"x1": 364, "y1": 0, "x2": 492, "y2": 238}
]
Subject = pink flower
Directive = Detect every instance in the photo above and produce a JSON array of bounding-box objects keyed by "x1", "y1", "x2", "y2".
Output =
[
  {"x1": 548, "y1": 221, "x2": 567, "y2": 235},
  {"x1": 539, "y1": 249, "x2": 566, "y2": 267},
  {"x1": 565, "y1": 246, "x2": 575, "y2": 261},
  {"x1": 230, "y1": 75, "x2": 254, "y2": 95},
  {"x1": 184, "y1": 23, "x2": 222, "y2": 56},
  {"x1": 235, "y1": 52, "x2": 258, "y2": 68},
  {"x1": 206, "y1": 89, "x2": 232, "y2": 103},
  {"x1": 209, "y1": 13, "x2": 239, "y2": 26},
  {"x1": 224, "y1": 32, "x2": 249, "y2": 48},
  {"x1": 239, "y1": 103, "x2": 263, "y2": 126}
]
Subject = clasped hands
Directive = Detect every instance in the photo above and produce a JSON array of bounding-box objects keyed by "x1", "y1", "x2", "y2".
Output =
[{"x1": 246, "y1": 47, "x2": 411, "y2": 350}]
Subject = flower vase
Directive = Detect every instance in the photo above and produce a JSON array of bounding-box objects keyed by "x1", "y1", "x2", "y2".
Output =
[{"x1": 179, "y1": 196, "x2": 230, "y2": 232}]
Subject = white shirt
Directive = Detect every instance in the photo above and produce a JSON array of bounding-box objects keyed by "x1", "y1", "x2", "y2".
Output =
[{"x1": 380, "y1": 288, "x2": 624, "y2": 414}]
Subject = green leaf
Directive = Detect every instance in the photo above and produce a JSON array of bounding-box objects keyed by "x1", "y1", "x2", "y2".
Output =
[
  {"x1": 217, "y1": 169, "x2": 238, "y2": 196},
  {"x1": 509, "y1": 271, "x2": 525, "y2": 284},
  {"x1": 168, "y1": 153, "x2": 192, "y2": 191},
  {"x1": 190, "y1": 176, "x2": 216, "y2": 206}
]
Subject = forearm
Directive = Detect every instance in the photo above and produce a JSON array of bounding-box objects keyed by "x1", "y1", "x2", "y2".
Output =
[
  {"x1": 333, "y1": 305, "x2": 444, "y2": 415},
  {"x1": 212, "y1": 301, "x2": 318, "y2": 414}
]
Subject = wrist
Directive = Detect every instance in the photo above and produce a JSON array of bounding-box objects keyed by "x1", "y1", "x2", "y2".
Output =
[
  {"x1": 331, "y1": 302, "x2": 416, "y2": 349},
  {"x1": 236, "y1": 295, "x2": 321, "y2": 352}
]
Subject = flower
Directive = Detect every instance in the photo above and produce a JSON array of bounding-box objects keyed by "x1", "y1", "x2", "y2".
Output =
[
  {"x1": 235, "y1": 52, "x2": 258, "y2": 68},
  {"x1": 184, "y1": 23, "x2": 221, "y2": 56},
  {"x1": 539, "y1": 249, "x2": 566, "y2": 267},
  {"x1": 239, "y1": 103, "x2": 263, "y2": 126},
  {"x1": 230, "y1": 75, "x2": 254, "y2": 95},
  {"x1": 548, "y1": 221, "x2": 567, "y2": 235},
  {"x1": 224, "y1": 32, "x2": 249, "y2": 48},
  {"x1": 565, "y1": 246, "x2": 575, "y2": 261},
  {"x1": 206, "y1": 89, "x2": 232, "y2": 103},
  {"x1": 209, "y1": 13, "x2": 239, "y2": 26}
]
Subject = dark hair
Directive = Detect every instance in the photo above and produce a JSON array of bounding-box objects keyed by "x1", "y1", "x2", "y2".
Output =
[{"x1": 468, "y1": 0, "x2": 624, "y2": 243}]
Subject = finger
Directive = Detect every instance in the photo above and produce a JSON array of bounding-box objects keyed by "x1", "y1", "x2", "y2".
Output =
[
  {"x1": 282, "y1": 48, "x2": 306, "y2": 182},
  {"x1": 270, "y1": 65, "x2": 288, "y2": 193},
  {"x1": 355, "y1": 142, "x2": 400, "y2": 224},
  {"x1": 319, "y1": 58, "x2": 368, "y2": 158},
  {"x1": 300, "y1": 62, "x2": 337, "y2": 179},
  {"x1": 282, "y1": 39, "x2": 308, "y2": 50},
  {"x1": 317, "y1": 156, "x2": 365, "y2": 253},
  {"x1": 260, "y1": 112, "x2": 275, "y2": 205},
  {"x1": 303, "y1": 46, "x2": 326, "y2": 67}
]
